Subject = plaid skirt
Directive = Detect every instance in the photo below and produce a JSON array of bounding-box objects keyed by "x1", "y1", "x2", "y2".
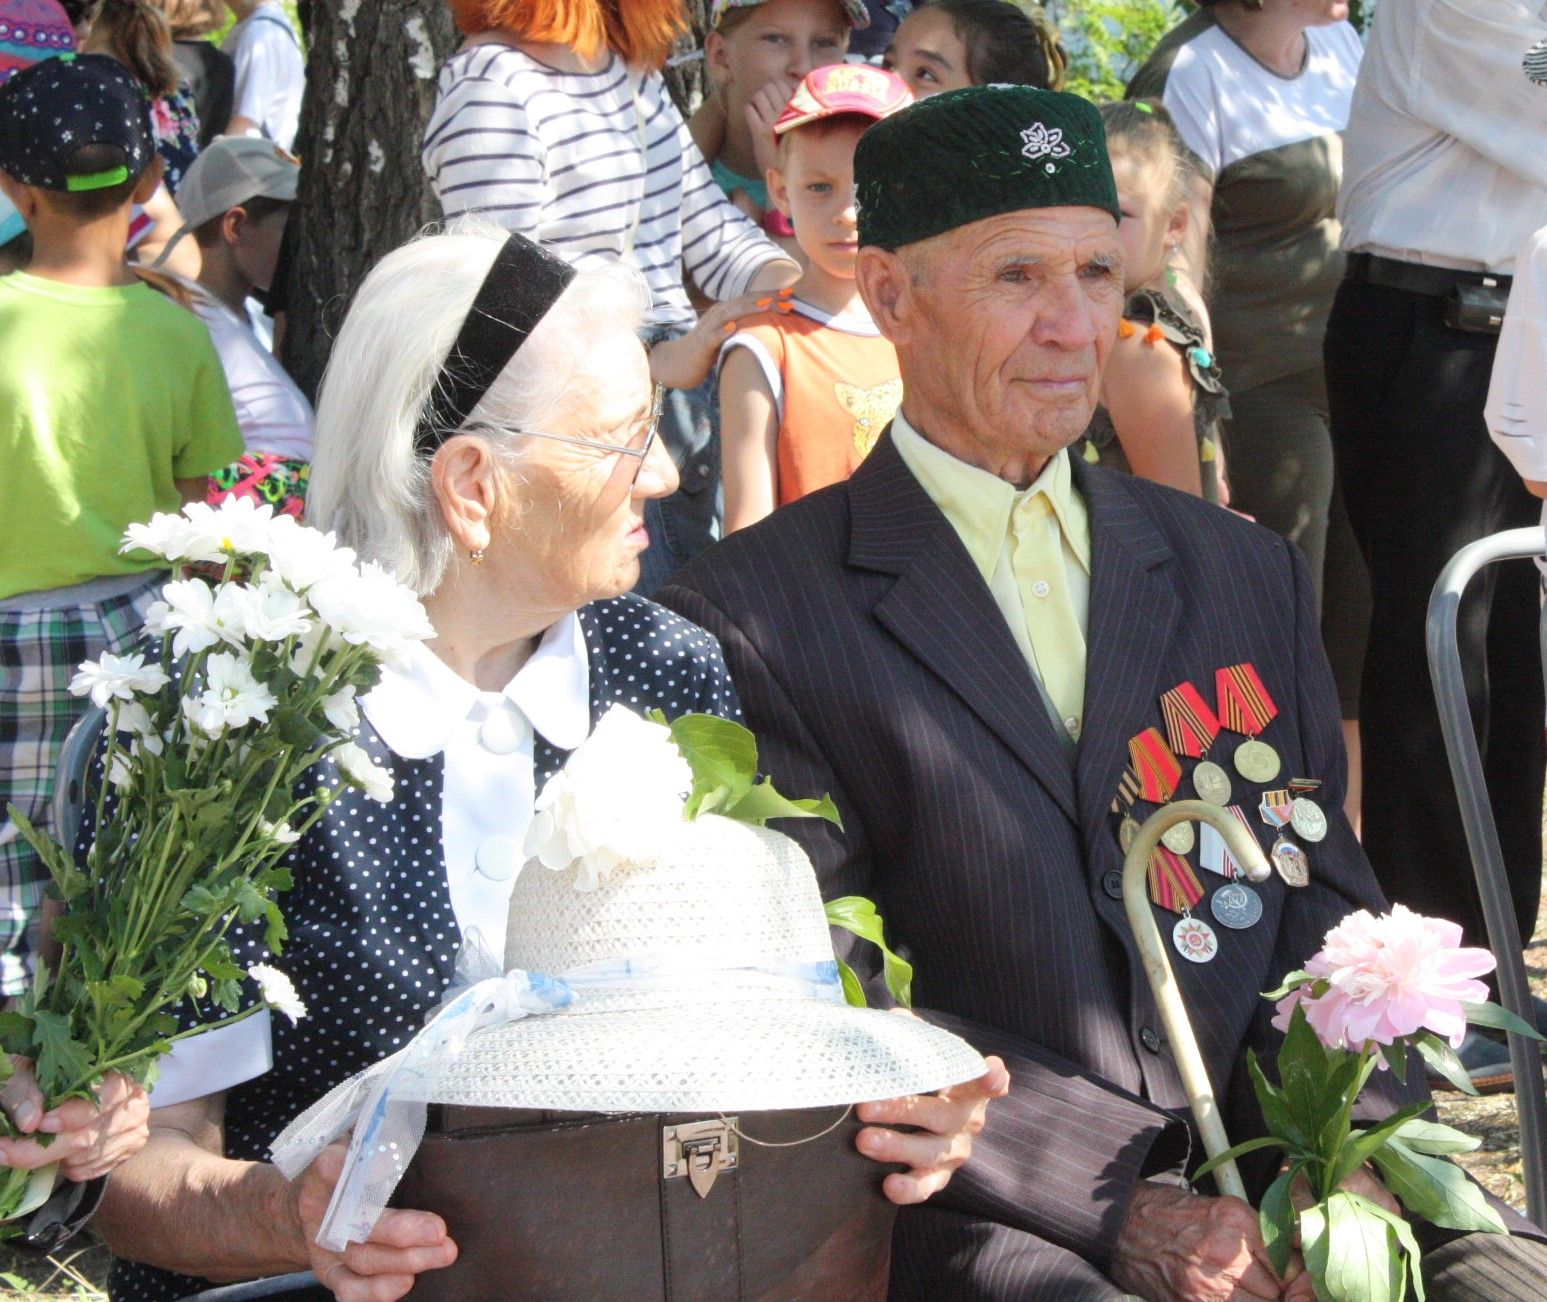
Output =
[{"x1": 0, "y1": 572, "x2": 164, "y2": 995}]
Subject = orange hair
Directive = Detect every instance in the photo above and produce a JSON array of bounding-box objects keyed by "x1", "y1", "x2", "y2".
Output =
[{"x1": 448, "y1": 0, "x2": 688, "y2": 70}]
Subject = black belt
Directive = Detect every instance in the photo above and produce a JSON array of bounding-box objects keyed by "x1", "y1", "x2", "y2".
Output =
[{"x1": 1344, "y1": 251, "x2": 1510, "y2": 297}]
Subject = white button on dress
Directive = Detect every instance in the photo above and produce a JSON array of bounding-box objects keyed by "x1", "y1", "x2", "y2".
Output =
[
  {"x1": 475, "y1": 834, "x2": 525, "y2": 882},
  {"x1": 478, "y1": 705, "x2": 525, "y2": 755}
]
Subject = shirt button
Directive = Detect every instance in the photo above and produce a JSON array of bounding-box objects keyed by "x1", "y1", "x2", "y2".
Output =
[
  {"x1": 475, "y1": 835, "x2": 524, "y2": 881},
  {"x1": 1101, "y1": 869, "x2": 1123, "y2": 899},
  {"x1": 479, "y1": 707, "x2": 523, "y2": 755},
  {"x1": 1064, "y1": 717, "x2": 1080, "y2": 736},
  {"x1": 1140, "y1": 1026, "x2": 1163, "y2": 1054},
  {"x1": 1031, "y1": 579, "x2": 1051, "y2": 599}
]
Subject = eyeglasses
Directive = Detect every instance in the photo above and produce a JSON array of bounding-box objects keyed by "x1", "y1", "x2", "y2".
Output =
[{"x1": 463, "y1": 384, "x2": 666, "y2": 486}]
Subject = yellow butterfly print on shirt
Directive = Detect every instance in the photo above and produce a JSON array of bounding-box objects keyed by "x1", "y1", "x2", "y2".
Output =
[{"x1": 835, "y1": 378, "x2": 903, "y2": 458}]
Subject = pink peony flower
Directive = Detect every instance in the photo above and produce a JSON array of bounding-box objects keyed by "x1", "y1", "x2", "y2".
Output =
[{"x1": 1272, "y1": 904, "x2": 1495, "y2": 1055}]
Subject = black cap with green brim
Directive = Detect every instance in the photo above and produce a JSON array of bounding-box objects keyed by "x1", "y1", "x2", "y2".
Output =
[
  {"x1": 0, "y1": 52, "x2": 153, "y2": 192},
  {"x1": 855, "y1": 84, "x2": 1120, "y2": 251}
]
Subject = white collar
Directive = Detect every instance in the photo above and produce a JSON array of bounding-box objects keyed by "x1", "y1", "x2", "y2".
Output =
[{"x1": 362, "y1": 612, "x2": 591, "y2": 759}]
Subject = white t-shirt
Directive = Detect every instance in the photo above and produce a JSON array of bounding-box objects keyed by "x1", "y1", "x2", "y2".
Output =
[
  {"x1": 223, "y1": 1, "x2": 304, "y2": 150},
  {"x1": 179, "y1": 277, "x2": 314, "y2": 461}
]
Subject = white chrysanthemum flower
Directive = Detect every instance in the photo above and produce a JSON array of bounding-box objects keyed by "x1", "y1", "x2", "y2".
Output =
[
  {"x1": 107, "y1": 751, "x2": 133, "y2": 789},
  {"x1": 308, "y1": 561, "x2": 434, "y2": 661},
  {"x1": 70, "y1": 652, "x2": 170, "y2": 708},
  {"x1": 239, "y1": 574, "x2": 314, "y2": 643},
  {"x1": 320, "y1": 685, "x2": 359, "y2": 732},
  {"x1": 525, "y1": 705, "x2": 691, "y2": 891},
  {"x1": 286, "y1": 623, "x2": 343, "y2": 680},
  {"x1": 154, "y1": 580, "x2": 231, "y2": 658},
  {"x1": 267, "y1": 523, "x2": 358, "y2": 593},
  {"x1": 259, "y1": 819, "x2": 302, "y2": 846},
  {"x1": 182, "y1": 653, "x2": 278, "y2": 736},
  {"x1": 121, "y1": 511, "x2": 227, "y2": 565},
  {"x1": 249, "y1": 963, "x2": 308, "y2": 1024},
  {"x1": 183, "y1": 496, "x2": 280, "y2": 558},
  {"x1": 334, "y1": 741, "x2": 394, "y2": 803}
]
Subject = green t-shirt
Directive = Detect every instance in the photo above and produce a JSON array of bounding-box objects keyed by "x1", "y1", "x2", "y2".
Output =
[{"x1": 0, "y1": 272, "x2": 244, "y2": 599}]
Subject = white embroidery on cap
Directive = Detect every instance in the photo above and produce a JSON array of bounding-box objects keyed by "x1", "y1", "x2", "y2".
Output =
[{"x1": 1020, "y1": 122, "x2": 1071, "y2": 174}]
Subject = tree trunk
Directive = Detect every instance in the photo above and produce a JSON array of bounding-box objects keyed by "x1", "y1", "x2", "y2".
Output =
[{"x1": 278, "y1": 0, "x2": 458, "y2": 400}]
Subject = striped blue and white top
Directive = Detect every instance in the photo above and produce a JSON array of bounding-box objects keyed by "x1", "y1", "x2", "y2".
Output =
[{"x1": 423, "y1": 42, "x2": 782, "y2": 330}]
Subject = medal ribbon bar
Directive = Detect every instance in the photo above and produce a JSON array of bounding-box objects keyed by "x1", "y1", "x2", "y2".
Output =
[
  {"x1": 1160, "y1": 681, "x2": 1221, "y2": 758},
  {"x1": 1149, "y1": 845, "x2": 1205, "y2": 913},
  {"x1": 1128, "y1": 727, "x2": 1182, "y2": 803},
  {"x1": 1215, "y1": 663, "x2": 1278, "y2": 735}
]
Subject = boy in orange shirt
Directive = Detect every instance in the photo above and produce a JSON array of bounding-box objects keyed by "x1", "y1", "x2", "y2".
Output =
[{"x1": 719, "y1": 63, "x2": 911, "y2": 531}]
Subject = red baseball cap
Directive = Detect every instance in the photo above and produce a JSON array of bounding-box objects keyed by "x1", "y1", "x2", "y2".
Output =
[{"x1": 773, "y1": 63, "x2": 913, "y2": 138}]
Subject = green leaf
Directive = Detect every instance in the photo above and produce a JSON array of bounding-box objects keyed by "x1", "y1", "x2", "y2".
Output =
[
  {"x1": 1372, "y1": 1141, "x2": 1507, "y2": 1234},
  {"x1": 1310, "y1": 1190, "x2": 1408, "y2": 1302},
  {"x1": 1330, "y1": 1102, "x2": 1432, "y2": 1188},
  {"x1": 667, "y1": 713, "x2": 758, "y2": 819},
  {"x1": 723, "y1": 779, "x2": 842, "y2": 828},
  {"x1": 29, "y1": 1009, "x2": 92, "y2": 1097},
  {"x1": 1380, "y1": 1041, "x2": 1409, "y2": 1083},
  {"x1": 1279, "y1": 1004, "x2": 1332, "y2": 1134},
  {"x1": 180, "y1": 884, "x2": 227, "y2": 916},
  {"x1": 1192, "y1": 1135, "x2": 1287, "y2": 1184},
  {"x1": 1461, "y1": 1000, "x2": 1545, "y2": 1042},
  {"x1": 1359, "y1": 1197, "x2": 1427, "y2": 1302},
  {"x1": 1413, "y1": 1033, "x2": 1476, "y2": 1097},
  {"x1": 835, "y1": 957, "x2": 866, "y2": 1008},
  {"x1": 1262, "y1": 969, "x2": 1316, "y2": 1000},
  {"x1": 1248, "y1": 1050, "x2": 1308, "y2": 1150},
  {"x1": 1259, "y1": 1167, "x2": 1298, "y2": 1278},
  {"x1": 1393, "y1": 1118, "x2": 1482, "y2": 1157},
  {"x1": 824, "y1": 895, "x2": 913, "y2": 1008}
]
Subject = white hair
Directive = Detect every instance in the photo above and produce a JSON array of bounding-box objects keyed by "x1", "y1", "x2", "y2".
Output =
[{"x1": 306, "y1": 215, "x2": 652, "y2": 596}]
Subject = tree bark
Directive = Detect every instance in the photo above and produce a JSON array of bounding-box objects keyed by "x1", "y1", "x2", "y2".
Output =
[{"x1": 278, "y1": 0, "x2": 458, "y2": 400}]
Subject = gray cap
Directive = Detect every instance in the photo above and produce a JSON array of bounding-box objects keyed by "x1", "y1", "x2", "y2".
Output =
[{"x1": 155, "y1": 135, "x2": 299, "y2": 264}]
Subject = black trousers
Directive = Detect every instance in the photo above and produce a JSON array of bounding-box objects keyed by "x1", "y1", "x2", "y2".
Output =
[{"x1": 1325, "y1": 278, "x2": 1544, "y2": 951}]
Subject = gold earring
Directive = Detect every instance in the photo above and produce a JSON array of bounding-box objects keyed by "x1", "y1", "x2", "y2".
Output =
[{"x1": 469, "y1": 547, "x2": 486, "y2": 564}]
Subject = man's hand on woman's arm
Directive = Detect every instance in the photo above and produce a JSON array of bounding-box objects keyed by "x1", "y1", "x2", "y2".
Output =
[{"x1": 95, "y1": 1094, "x2": 456, "y2": 1302}]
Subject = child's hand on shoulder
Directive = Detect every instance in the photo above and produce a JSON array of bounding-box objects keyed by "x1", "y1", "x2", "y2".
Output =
[{"x1": 651, "y1": 290, "x2": 795, "y2": 391}]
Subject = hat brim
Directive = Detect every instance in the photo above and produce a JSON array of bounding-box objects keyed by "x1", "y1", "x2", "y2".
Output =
[{"x1": 409, "y1": 989, "x2": 987, "y2": 1113}]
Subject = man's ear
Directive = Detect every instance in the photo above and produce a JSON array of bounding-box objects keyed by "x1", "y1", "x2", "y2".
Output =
[
  {"x1": 429, "y1": 435, "x2": 503, "y2": 557},
  {"x1": 856, "y1": 246, "x2": 915, "y2": 347},
  {"x1": 130, "y1": 152, "x2": 166, "y2": 204},
  {"x1": 221, "y1": 205, "x2": 248, "y2": 247}
]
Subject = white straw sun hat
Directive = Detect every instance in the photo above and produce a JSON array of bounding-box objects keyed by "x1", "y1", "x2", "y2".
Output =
[{"x1": 272, "y1": 706, "x2": 984, "y2": 1249}]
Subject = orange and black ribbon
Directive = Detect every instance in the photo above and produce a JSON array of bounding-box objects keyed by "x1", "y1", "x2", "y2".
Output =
[
  {"x1": 1216, "y1": 663, "x2": 1278, "y2": 736},
  {"x1": 1149, "y1": 846, "x2": 1204, "y2": 914},
  {"x1": 1128, "y1": 728, "x2": 1182, "y2": 803},
  {"x1": 1111, "y1": 766, "x2": 1141, "y2": 814},
  {"x1": 1160, "y1": 681, "x2": 1221, "y2": 758},
  {"x1": 1222, "y1": 804, "x2": 1254, "y2": 879}
]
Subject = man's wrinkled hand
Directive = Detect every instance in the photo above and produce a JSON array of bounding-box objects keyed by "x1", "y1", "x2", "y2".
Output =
[
  {"x1": 0, "y1": 1059, "x2": 150, "y2": 1181},
  {"x1": 1111, "y1": 1180, "x2": 1286, "y2": 1301},
  {"x1": 294, "y1": 1142, "x2": 457, "y2": 1302}
]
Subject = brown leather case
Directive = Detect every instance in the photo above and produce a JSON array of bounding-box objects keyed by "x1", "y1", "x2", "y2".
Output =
[{"x1": 391, "y1": 1104, "x2": 896, "y2": 1301}]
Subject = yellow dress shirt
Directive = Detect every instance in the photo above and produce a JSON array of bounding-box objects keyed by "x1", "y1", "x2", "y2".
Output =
[{"x1": 891, "y1": 411, "x2": 1092, "y2": 740}]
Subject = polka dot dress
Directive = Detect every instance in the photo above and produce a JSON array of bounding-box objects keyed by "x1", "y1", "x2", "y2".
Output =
[{"x1": 109, "y1": 595, "x2": 740, "y2": 1301}]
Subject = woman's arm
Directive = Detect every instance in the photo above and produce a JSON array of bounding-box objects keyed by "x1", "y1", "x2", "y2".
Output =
[
  {"x1": 1101, "y1": 330, "x2": 1205, "y2": 498},
  {"x1": 719, "y1": 344, "x2": 781, "y2": 532},
  {"x1": 96, "y1": 1095, "x2": 456, "y2": 1300}
]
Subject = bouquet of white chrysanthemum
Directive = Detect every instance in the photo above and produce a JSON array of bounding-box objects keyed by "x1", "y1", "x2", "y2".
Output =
[{"x1": 0, "y1": 497, "x2": 433, "y2": 1225}]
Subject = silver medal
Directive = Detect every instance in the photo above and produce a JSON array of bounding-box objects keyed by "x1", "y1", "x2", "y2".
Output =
[
  {"x1": 1172, "y1": 915, "x2": 1219, "y2": 963},
  {"x1": 1289, "y1": 798, "x2": 1327, "y2": 843},
  {"x1": 1192, "y1": 760, "x2": 1232, "y2": 805},
  {"x1": 1271, "y1": 836, "x2": 1310, "y2": 888},
  {"x1": 1210, "y1": 881, "x2": 1263, "y2": 930}
]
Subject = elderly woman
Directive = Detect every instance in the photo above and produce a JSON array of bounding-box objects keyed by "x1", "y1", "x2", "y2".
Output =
[{"x1": 86, "y1": 220, "x2": 1005, "y2": 1302}]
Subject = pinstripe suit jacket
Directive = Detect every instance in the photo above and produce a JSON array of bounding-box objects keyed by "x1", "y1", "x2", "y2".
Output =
[{"x1": 660, "y1": 433, "x2": 1429, "y2": 1298}]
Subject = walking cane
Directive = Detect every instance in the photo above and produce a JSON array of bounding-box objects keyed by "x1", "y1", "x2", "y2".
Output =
[{"x1": 1122, "y1": 800, "x2": 1273, "y2": 1201}]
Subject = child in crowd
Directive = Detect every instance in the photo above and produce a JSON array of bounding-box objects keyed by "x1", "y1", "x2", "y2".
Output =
[
  {"x1": 719, "y1": 63, "x2": 910, "y2": 530},
  {"x1": 1078, "y1": 99, "x2": 1227, "y2": 503},
  {"x1": 884, "y1": 0, "x2": 1065, "y2": 99},
  {"x1": 222, "y1": 0, "x2": 301, "y2": 148},
  {"x1": 0, "y1": 53, "x2": 242, "y2": 994},
  {"x1": 689, "y1": 0, "x2": 869, "y2": 239}
]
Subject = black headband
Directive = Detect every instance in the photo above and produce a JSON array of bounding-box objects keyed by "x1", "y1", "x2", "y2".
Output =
[{"x1": 413, "y1": 232, "x2": 578, "y2": 456}]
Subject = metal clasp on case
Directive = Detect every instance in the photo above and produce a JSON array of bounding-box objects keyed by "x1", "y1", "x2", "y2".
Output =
[{"x1": 662, "y1": 1118, "x2": 740, "y2": 1198}]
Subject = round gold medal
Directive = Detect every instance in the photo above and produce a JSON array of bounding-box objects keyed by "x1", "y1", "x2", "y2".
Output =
[
  {"x1": 1118, "y1": 816, "x2": 1140, "y2": 854},
  {"x1": 1234, "y1": 738, "x2": 1281, "y2": 784},
  {"x1": 1161, "y1": 821, "x2": 1196, "y2": 855},
  {"x1": 1192, "y1": 760, "x2": 1232, "y2": 806}
]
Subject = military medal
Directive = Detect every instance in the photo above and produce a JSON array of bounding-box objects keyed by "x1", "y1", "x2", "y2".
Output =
[
  {"x1": 1210, "y1": 881, "x2": 1264, "y2": 930},
  {"x1": 1217, "y1": 664, "x2": 1281, "y2": 783},
  {"x1": 1150, "y1": 846, "x2": 1216, "y2": 962},
  {"x1": 1161, "y1": 821, "x2": 1196, "y2": 855},
  {"x1": 1199, "y1": 804, "x2": 1255, "y2": 879},
  {"x1": 1111, "y1": 766, "x2": 1141, "y2": 815},
  {"x1": 1271, "y1": 835, "x2": 1310, "y2": 888},
  {"x1": 1128, "y1": 728, "x2": 1182, "y2": 803},
  {"x1": 1119, "y1": 815, "x2": 1140, "y2": 853},
  {"x1": 1259, "y1": 789, "x2": 1292, "y2": 828},
  {"x1": 1289, "y1": 797, "x2": 1327, "y2": 843},
  {"x1": 1192, "y1": 761, "x2": 1233, "y2": 806},
  {"x1": 1288, "y1": 777, "x2": 1322, "y2": 797},
  {"x1": 1173, "y1": 915, "x2": 1219, "y2": 962}
]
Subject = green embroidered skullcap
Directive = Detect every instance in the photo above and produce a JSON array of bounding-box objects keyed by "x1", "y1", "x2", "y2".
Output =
[{"x1": 855, "y1": 84, "x2": 1119, "y2": 251}]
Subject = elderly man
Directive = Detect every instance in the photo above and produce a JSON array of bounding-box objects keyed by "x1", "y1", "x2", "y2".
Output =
[{"x1": 661, "y1": 86, "x2": 1547, "y2": 1299}]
